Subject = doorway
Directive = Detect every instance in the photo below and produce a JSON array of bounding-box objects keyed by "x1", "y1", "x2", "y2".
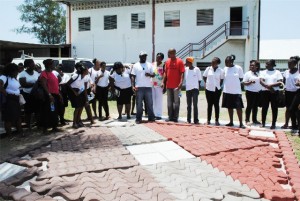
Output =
[{"x1": 230, "y1": 7, "x2": 243, "y2": 35}]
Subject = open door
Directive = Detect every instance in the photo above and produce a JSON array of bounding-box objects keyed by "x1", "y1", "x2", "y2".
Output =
[{"x1": 230, "y1": 7, "x2": 243, "y2": 35}]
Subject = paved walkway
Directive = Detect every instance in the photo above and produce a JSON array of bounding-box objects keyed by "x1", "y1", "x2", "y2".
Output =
[{"x1": 0, "y1": 118, "x2": 299, "y2": 201}]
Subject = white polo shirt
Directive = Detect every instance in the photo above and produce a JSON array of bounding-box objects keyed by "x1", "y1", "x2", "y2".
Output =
[
  {"x1": 203, "y1": 66, "x2": 224, "y2": 92},
  {"x1": 131, "y1": 61, "x2": 153, "y2": 88},
  {"x1": 88, "y1": 67, "x2": 100, "y2": 84},
  {"x1": 283, "y1": 70, "x2": 300, "y2": 92},
  {"x1": 96, "y1": 70, "x2": 110, "y2": 87},
  {"x1": 0, "y1": 76, "x2": 21, "y2": 95},
  {"x1": 70, "y1": 74, "x2": 89, "y2": 89},
  {"x1": 110, "y1": 69, "x2": 132, "y2": 89},
  {"x1": 185, "y1": 67, "x2": 202, "y2": 90},
  {"x1": 260, "y1": 69, "x2": 283, "y2": 91},
  {"x1": 243, "y1": 71, "x2": 262, "y2": 92},
  {"x1": 18, "y1": 70, "x2": 39, "y2": 93},
  {"x1": 223, "y1": 65, "x2": 244, "y2": 94}
]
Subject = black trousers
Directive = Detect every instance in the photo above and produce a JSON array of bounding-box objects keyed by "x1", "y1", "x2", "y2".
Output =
[
  {"x1": 205, "y1": 88, "x2": 221, "y2": 121},
  {"x1": 286, "y1": 91, "x2": 298, "y2": 128},
  {"x1": 96, "y1": 86, "x2": 109, "y2": 117},
  {"x1": 40, "y1": 93, "x2": 59, "y2": 129},
  {"x1": 261, "y1": 90, "x2": 278, "y2": 125},
  {"x1": 245, "y1": 90, "x2": 260, "y2": 122},
  {"x1": 186, "y1": 89, "x2": 199, "y2": 123}
]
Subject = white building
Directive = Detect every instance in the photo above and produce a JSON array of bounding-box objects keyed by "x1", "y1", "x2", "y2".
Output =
[
  {"x1": 55, "y1": 0, "x2": 261, "y2": 70},
  {"x1": 259, "y1": 39, "x2": 300, "y2": 72}
]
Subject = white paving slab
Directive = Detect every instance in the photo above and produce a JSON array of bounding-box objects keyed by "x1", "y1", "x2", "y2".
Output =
[
  {"x1": 0, "y1": 162, "x2": 27, "y2": 181},
  {"x1": 126, "y1": 141, "x2": 195, "y2": 165},
  {"x1": 249, "y1": 130, "x2": 275, "y2": 138},
  {"x1": 104, "y1": 121, "x2": 128, "y2": 127}
]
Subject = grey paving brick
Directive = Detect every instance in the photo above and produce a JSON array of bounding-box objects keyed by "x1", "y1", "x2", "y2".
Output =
[
  {"x1": 144, "y1": 158, "x2": 265, "y2": 201},
  {"x1": 109, "y1": 125, "x2": 167, "y2": 146}
]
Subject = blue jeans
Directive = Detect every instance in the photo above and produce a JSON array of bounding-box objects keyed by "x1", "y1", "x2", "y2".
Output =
[
  {"x1": 186, "y1": 89, "x2": 199, "y2": 123},
  {"x1": 136, "y1": 87, "x2": 155, "y2": 121}
]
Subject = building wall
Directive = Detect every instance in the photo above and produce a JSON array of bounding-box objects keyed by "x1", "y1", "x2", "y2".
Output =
[{"x1": 68, "y1": 0, "x2": 259, "y2": 69}]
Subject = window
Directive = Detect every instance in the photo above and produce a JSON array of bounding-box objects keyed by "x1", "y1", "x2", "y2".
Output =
[
  {"x1": 131, "y1": 13, "x2": 145, "y2": 29},
  {"x1": 104, "y1": 15, "x2": 117, "y2": 30},
  {"x1": 197, "y1": 9, "x2": 214, "y2": 26},
  {"x1": 164, "y1": 10, "x2": 180, "y2": 27},
  {"x1": 61, "y1": 60, "x2": 76, "y2": 73},
  {"x1": 78, "y1": 17, "x2": 91, "y2": 31}
]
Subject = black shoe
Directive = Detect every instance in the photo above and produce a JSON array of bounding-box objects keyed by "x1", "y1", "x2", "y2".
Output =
[
  {"x1": 127, "y1": 115, "x2": 131, "y2": 119},
  {"x1": 194, "y1": 122, "x2": 200, "y2": 125},
  {"x1": 253, "y1": 121, "x2": 261, "y2": 125},
  {"x1": 225, "y1": 123, "x2": 234, "y2": 127},
  {"x1": 173, "y1": 119, "x2": 178, "y2": 123},
  {"x1": 135, "y1": 120, "x2": 141, "y2": 124},
  {"x1": 270, "y1": 125, "x2": 276, "y2": 129},
  {"x1": 117, "y1": 116, "x2": 122, "y2": 120},
  {"x1": 78, "y1": 122, "x2": 85, "y2": 127},
  {"x1": 239, "y1": 124, "x2": 246, "y2": 129},
  {"x1": 155, "y1": 117, "x2": 162, "y2": 120}
]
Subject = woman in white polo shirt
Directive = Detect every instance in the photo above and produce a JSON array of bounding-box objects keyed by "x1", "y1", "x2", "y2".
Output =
[
  {"x1": 95, "y1": 61, "x2": 110, "y2": 121},
  {"x1": 203, "y1": 57, "x2": 224, "y2": 126},
  {"x1": 260, "y1": 59, "x2": 283, "y2": 129},
  {"x1": 281, "y1": 56, "x2": 300, "y2": 129},
  {"x1": 0, "y1": 63, "x2": 23, "y2": 136},
  {"x1": 110, "y1": 62, "x2": 133, "y2": 119},
  {"x1": 222, "y1": 55, "x2": 245, "y2": 128},
  {"x1": 242, "y1": 60, "x2": 262, "y2": 125},
  {"x1": 67, "y1": 63, "x2": 90, "y2": 128}
]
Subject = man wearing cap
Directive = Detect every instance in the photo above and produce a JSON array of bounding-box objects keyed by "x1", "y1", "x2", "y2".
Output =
[
  {"x1": 131, "y1": 51, "x2": 155, "y2": 124},
  {"x1": 185, "y1": 57, "x2": 202, "y2": 124},
  {"x1": 162, "y1": 48, "x2": 185, "y2": 122}
]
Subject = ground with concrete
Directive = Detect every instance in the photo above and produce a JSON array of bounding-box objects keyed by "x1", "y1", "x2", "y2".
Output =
[{"x1": 0, "y1": 118, "x2": 300, "y2": 201}]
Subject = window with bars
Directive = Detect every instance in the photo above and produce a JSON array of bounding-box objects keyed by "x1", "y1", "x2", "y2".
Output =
[
  {"x1": 197, "y1": 9, "x2": 214, "y2": 26},
  {"x1": 131, "y1": 13, "x2": 146, "y2": 29},
  {"x1": 104, "y1": 15, "x2": 117, "y2": 30},
  {"x1": 164, "y1": 10, "x2": 180, "y2": 27},
  {"x1": 78, "y1": 17, "x2": 91, "y2": 31}
]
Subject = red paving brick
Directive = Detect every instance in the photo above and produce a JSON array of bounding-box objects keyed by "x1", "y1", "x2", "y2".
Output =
[{"x1": 146, "y1": 122, "x2": 300, "y2": 201}]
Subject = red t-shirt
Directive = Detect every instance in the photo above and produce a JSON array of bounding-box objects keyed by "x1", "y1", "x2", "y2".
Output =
[
  {"x1": 40, "y1": 71, "x2": 59, "y2": 94},
  {"x1": 165, "y1": 58, "x2": 185, "y2": 89}
]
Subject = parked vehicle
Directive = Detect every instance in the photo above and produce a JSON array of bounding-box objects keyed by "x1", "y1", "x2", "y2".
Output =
[{"x1": 12, "y1": 56, "x2": 93, "y2": 76}]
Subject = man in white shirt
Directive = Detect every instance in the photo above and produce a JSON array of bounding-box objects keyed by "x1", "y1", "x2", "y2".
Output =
[
  {"x1": 184, "y1": 57, "x2": 202, "y2": 124},
  {"x1": 131, "y1": 51, "x2": 155, "y2": 124}
]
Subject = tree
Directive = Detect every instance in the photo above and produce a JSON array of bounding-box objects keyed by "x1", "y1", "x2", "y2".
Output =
[{"x1": 16, "y1": 0, "x2": 66, "y2": 44}]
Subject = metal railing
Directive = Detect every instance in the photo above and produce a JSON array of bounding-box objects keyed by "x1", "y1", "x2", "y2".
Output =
[{"x1": 176, "y1": 21, "x2": 249, "y2": 59}]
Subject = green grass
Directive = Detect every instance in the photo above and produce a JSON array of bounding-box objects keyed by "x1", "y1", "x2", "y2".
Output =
[{"x1": 286, "y1": 132, "x2": 300, "y2": 161}]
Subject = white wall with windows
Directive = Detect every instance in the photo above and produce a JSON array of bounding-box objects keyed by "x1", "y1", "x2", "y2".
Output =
[{"x1": 67, "y1": 0, "x2": 259, "y2": 69}]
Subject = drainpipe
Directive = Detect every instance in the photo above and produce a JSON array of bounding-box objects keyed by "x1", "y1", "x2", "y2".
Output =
[
  {"x1": 152, "y1": 0, "x2": 156, "y2": 62},
  {"x1": 257, "y1": 0, "x2": 261, "y2": 60},
  {"x1": 68, "y1": 3, "x2": 72, "y2": 45}
]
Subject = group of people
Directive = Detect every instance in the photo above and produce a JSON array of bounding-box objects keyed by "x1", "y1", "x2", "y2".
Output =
[{"x1": 0, "y1": 49, "x2": 300, "y2": 137}]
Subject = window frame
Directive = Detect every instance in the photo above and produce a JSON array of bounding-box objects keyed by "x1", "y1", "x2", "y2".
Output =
[
  {"x1": 131, "y1": 13, "x2": 146, "y2": 29},
  {"x1": 164, "y1": 10, "x2": 180, "y2": 27},
  {"x1": 197, "y1": 9, "x2": 214, "y2": 26},
  {"x1": 78, "y1": 17, "x2": 91, "y2": 32},
  {"x1": 104, "y1": 15, "x2": 117, "y2": 30}
]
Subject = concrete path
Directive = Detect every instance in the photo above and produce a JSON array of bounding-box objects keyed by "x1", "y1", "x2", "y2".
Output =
[{"x1": 0, "y1": 118, "x2": 299, "y2": 201}]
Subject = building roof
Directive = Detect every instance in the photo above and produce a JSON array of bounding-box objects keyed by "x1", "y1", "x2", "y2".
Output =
[
  {"x1": 260, "y1": 39, "x2": 300, "y2": 60},
  {"x1": 0, "y1": 40, "x2": 70, "y2": 50}
]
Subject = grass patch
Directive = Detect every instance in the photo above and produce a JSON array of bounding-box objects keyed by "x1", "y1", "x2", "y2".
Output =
[{"x1": 286, "y1": 132, "x2": 300, "y2": 162}]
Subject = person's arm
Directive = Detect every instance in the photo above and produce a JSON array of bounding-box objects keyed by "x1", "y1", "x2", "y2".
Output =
[
  {"x1": 40, "y1": 76, "x2": 54, "y2": 102},
  {"x1": 0, "y1": 79, "x2": 6, "y2": 95},
  {"x1": 131, "y1": 74, "x2": 137, "y2": 91},
  {"x1": 19, "y1": 77, "x2": 35, "y2": 88},
  {"x1": 66, "y1": 76, "x2": 79, "y2": 96},
  {"x1": 177, "y1": 72, "x2": 184, "y2": 90},
  {"x1": 242, "y1": 73, "x2": 255, "y2": 86}
]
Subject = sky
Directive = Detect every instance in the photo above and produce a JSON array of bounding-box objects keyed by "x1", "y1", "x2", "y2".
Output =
[{"x1": 0, "y1": 0, "x2": 299, "y2": 44}]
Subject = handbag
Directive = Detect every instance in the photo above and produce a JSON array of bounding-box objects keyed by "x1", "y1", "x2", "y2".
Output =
[
  {"x1": 30, "y1": 81, "x2": 47, "y2": 101},
  {"x1": 276, "y1": 82, "x2": 285, "y2": 108},
  {"x1": 19, "y1": 94, "x2": 26, "y2": 105}
]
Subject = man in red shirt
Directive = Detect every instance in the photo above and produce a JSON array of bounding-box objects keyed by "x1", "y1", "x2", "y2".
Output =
[{"x1": 162, "y1": 48, "x2": 185, "y2": 122}]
